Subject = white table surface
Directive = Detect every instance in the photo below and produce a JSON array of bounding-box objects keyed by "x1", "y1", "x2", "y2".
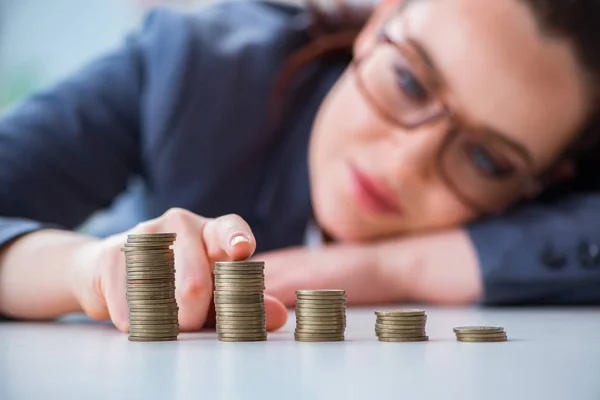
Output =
[{"x1": 1, "y1": 306, "x2": 599, "y2": 400}]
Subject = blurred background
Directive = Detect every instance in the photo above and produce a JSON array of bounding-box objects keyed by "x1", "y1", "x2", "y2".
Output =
[{"x1": 0, "y1": 0, "x2": 210, "y2": 111}]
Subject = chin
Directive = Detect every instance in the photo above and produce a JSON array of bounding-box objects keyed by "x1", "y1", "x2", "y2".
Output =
[{"x1": 312, "y1": 194, "x2": 395, "y2": 243}]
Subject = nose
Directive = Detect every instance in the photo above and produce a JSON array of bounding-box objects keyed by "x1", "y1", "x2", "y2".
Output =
[{"x1": 389, "y1": 118, "x2": 451, "y2": 184}]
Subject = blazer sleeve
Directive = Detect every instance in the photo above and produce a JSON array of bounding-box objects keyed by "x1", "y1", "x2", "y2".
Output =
[
  {"x1": 0, "y1": 9, "x2": 188, "y2": 246},
  {"x1": 467, "y1": 192, "x2": 600, "y2": 305}
]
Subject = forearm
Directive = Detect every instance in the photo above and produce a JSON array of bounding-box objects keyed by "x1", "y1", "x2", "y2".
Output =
[
  {"x1": 374, "y1": 229, "x2": 483, "y2": 304},
  {"x1": 0, "y1": 229, "x2": 97, "y2": 319}
]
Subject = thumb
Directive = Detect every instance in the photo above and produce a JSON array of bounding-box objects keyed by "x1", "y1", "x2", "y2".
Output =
[{"x1": 264, "y1": 294, "x2": 288, "y2": 332}]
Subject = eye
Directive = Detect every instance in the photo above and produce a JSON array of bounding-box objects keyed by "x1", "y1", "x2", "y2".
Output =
[
  {"x1": 394, "y1": 68, "x2": 429, "y2": 102},
  {"x1": 465, "y1": 142, "x2": 515, "y2": 179}
]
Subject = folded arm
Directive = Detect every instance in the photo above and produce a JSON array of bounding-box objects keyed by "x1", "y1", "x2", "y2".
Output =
[{"x1": 264, "y1": 192, "x2": 600, "y2": 306}]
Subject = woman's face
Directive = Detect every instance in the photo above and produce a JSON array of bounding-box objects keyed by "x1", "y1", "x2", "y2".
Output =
[{"x1": 308, "y1": 0, "x2": 591, "y2": 241}]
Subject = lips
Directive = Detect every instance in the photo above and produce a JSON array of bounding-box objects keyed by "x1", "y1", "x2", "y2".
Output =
[{"x1": 348, "y1": 163, "x2": 403, "y2": 216}]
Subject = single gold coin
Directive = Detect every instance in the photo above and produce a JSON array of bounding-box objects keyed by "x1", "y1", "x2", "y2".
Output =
[
  {"x1": 453, "y1": 326, "x2": 504, "y2": 334},
  {"x1": 129, "y1": 336, "x2": 177, "y2": 342},
  {"x1": 294, "y1": 335, "x2": 344, "y2": 342},
  {"x1": 218, "y1": 337, "x2": 267, "y2": 342},
  {"x1": 129, "y1": 318, "x2": 179, "y2": 325},
  {"x1": 296, "y1": 289, "x2": 345, "y2": 296},
  {"x1": 130, "y1": 323, "x2": 179, "y2": 329},
  {"x1": 457, "y1": 337, "x2": 508, "y2": 343},
  {"x1": 217, "y1": 333, "x2": 267, "y2": 339},
  {"x1": 375, "y1": 310, "x2": 426, "y2": 317},
  {"x1": 378, "y1": 336, "x2": 429, "y2": 342},
  {"x1": 456, "y1": 333, "x2": 508, "y2": 340}
]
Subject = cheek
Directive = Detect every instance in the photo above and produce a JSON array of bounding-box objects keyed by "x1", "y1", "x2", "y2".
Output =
[
  {"x1": 309, "y1": 71, "x2": 381, "y2": 164},
  {"x1": 420, "y1": 187, "x2": 478, "y2": 229}
]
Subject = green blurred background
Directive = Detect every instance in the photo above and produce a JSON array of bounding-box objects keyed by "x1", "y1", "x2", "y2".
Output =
[{"x1": 0, "y1": 0, "x2": 207, "y2": 111}]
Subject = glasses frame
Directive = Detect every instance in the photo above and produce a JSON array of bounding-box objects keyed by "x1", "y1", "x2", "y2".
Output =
[{"x1": 350, "y1": 17, "x2": 542, "y2": 215}]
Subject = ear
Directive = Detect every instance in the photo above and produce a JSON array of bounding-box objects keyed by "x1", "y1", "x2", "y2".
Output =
[{"x1": 353, "y1": 0, "x2": 404, "y2": 59}]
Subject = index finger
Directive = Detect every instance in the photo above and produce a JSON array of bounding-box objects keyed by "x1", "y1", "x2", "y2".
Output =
[{"x1": 202, "y1": 214, "x2": 256, "y2": 261}]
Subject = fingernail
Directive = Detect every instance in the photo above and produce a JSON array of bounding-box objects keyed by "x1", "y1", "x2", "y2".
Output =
[{"x1": 230, "y1": 235, "x2": 250, "y2": 247}]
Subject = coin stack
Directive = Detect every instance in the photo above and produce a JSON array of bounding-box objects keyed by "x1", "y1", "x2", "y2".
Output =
[
  {"x1": 453, "y1": 326, "x2": 508, "y2": 342},
  {"x1": 375, "y1": 310, "x2": 429, "y2": 342},
  {"x1": 213, "y1": 261, "x2": 267, "y2": 342},
  {"x1": 294, "y1": 290, "x2": 346, "y2": 342},
  {"x1": 123, "y1": 233, "x2": 179, "y2": 342}
]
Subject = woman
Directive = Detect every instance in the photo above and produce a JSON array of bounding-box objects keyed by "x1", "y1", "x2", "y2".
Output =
[{"x1": 0, "y1": 0, "x2": 599, "y2": 333}]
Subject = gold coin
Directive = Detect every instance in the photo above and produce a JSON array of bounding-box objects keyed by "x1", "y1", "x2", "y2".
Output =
[
  {"x1": 295, "y1": 317, "x2": 346, "y2": 324},
  {"x1": 126, "y1": 273, "x2": 175, "y2": 280},
  {"x1": 127, "y1": 291, "x2": 174, "y2": 297},
  {"x1": 129, "y1": 318, "x2": 179, "y2": 325},
  {"x1": 376, "y1": 315, "x2": 427, "y2": 322},
  {"x1": 453, "y1": 326, "x2": 504, "y2": 334},
  {"x1": 294, "y1": 336, "x2": 344, "y2": 342},
  {"x1": 127, "y1": 277, "x2": 175, "y2": 287},
  {"x1": 296, "y1": 324, "x2": 346, "y2": 330},
  {"x1": 217, "y1": 336, "x2": 267, "y2": 342},
  {"x1": 129, "y1": 336, "x2": 177, "y2": 342},
  {"x1": 130, "y1": 327, "x2": 179, "y2": 334},
  {"x1": 126, "y1": 288, "x2": 175, "y2": 294},
  {"x1": 216, "y1": 313, "x2": 265, "y2": 319},
  {"x1": 217, "y1": 333, "x2": 267, "y2": 339},
  {"x1": 216, "y1": 320, "x2": 265, "y2": 326},
  {"x1": 376, "y1": 323, "x2": 423, "y2": 329},
  {"x1": 128, "y1": 305, "x2": 178, "y2": 311},
  {"x1": 376, "y1": 329, "x2": 426, "y2": 335},
  {"x1": 215, "y1": 304, "x2": 265, "y2": 309},
  {"x1": 457, "y1": 337, "x2": 508, "y2": 343},
  {"x1": 214, "y1": 277, "x2": 264, "y2": 282},
  {"x1": 130, "y1": 323, "x2": 178, "y2": 328},
  {"x1": 215, "y1": 261, "x2": 264, "y2": 267},
  {"x1": 375, "y1": 310, "x2": 426, "y2": 317},
  {"x1": 456, "y1": 333, "x2": 508, "y2": 340},
  {"x1": 296, "y1": 290, "x2": 345, "y2": 296},
  {"x1": 293, "y1": 332, "x2": 347, "y2": 338},
  {"x1": 376, "y1": 332, "x2": 425, "y2": 339},
  {"x1": 127, "y1": 298, "x2": 176, "y2": 305},
  {"x1": 215, "y1": 287, "x2": 265, "y2": 292},
  {"x1": 129, "y1": 312, "x2": 178, "y2": 318},
  {"x1": 294, "y1": 303, "x2": 346, "y2": 310},
  {"x1": 129, "y1": 331, "x2": 179, "y2": 338},
  {"x1": 217, "y1": 329, "x2": 265, "y2": 335},
  {"x1": 213, "y1": 271, "x2": 264, "y2": 277},
  {"x1": 294, "y1": 311, "x2": 346, "y2": 318},
  {"x1": 378, "y1": 336, "x2": 429, "y2": 342},
  {"x1": 295, "y1": 329, "x2": 344, "y2": 335}
]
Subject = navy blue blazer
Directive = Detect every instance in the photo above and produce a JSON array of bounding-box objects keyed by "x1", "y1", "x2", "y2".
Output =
[{"x1": 0, "y1": 0, "x2": 599, "y2": 305}]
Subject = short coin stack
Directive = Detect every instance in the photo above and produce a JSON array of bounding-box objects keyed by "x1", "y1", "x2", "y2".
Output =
[
  {"x1": 213, "y1": 261, "x2": 267, "y2": 342},
  {"x1": 375, "y1": 310, "x2": 429, "y2": 342},
  {"x1": 123, "y1": 233, "x2": 179, "y2": 342},
  {"x1": 453, "y1": 326, "x2": 508, "y2": 342},
  {"x1": 294, "y1": 290, "x2": 346, "y2": 342}
]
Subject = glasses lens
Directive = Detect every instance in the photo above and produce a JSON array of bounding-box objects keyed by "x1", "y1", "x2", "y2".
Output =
[
  {"x1": 355, "y1": 41, "x2": 445, "y2": 128},
  {"x1": 439, "y1": 129, "x2": 530, "y2": 211}
]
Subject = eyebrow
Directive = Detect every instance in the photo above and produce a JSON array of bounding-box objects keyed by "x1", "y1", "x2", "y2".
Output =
[{"x1": 404, "y1": 38, "x2": 535, "y2": 165}]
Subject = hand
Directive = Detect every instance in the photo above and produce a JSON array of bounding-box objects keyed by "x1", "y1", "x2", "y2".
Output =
[{"x1": 71, "y1": 208, "x2": 288, "y2": 332}]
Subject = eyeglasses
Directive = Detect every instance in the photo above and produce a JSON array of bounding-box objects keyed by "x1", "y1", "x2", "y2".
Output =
[{"x1": 351, "y1": 19, "x2": 541, "y2": 214}]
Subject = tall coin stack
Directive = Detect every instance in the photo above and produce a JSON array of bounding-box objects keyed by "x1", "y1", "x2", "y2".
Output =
[
  {"x1": 453, "y1": 326, "x2": 508, "y2": 342},
  {"x1": 294, "y1": 290, "x2": 346, "y2": 342},
  {"x1": 123, "y1": 233, "x2": 179, "y2": 342},
  {"x1": 375, "y1": 310, "x2": 429, "y2": 342},
  {"x1": 213, "y1": 261, "x2": 267, "y2": 342}
]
